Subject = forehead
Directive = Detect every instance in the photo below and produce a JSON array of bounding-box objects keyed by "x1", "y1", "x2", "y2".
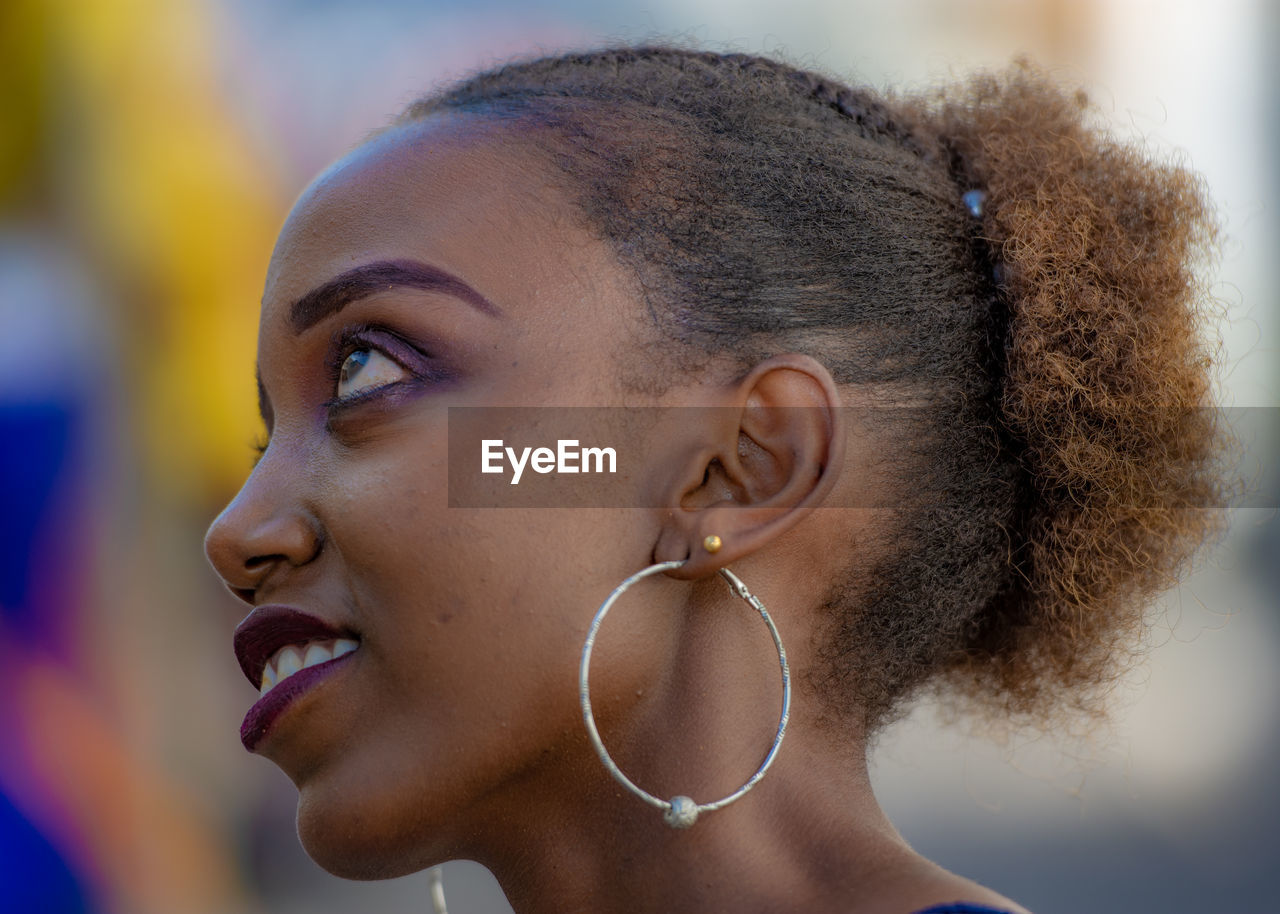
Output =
[{"x1": 262, "y1": 114, "x2": 634, "y2": 331}]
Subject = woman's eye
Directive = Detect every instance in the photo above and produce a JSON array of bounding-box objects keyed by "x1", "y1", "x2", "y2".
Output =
[{"x1": 336, "y1": 348, "x2": 408, "y2": 399}]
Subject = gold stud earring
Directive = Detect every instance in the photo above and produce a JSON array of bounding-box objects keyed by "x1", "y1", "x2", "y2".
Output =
[{"x1": 703, "y1": 534, "x2": 722, "y2": 554}]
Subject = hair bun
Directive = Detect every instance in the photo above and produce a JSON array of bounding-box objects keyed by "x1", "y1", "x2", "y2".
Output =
[{"x1": 908, "y1": 61, "x2": 1227, "y2": 721}]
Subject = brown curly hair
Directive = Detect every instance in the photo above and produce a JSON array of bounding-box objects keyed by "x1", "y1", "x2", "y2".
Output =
[{"x1": 401, "y1": 47, "x2": 1226, "y2": 731}]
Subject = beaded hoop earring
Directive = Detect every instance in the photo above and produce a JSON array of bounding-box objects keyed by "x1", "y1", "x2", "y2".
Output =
[{"x1": 578, "y1": 559, "x2": 792, "y2": 829}]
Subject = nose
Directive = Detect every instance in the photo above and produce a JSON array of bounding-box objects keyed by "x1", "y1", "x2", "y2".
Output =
[{"x1": 204, "y1": 451, "x2": 323, "y2": 605}]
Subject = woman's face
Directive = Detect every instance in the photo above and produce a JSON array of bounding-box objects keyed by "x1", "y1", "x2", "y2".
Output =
[{"x1": 204, "y1": 116, "x2": 682, "y2": 877}]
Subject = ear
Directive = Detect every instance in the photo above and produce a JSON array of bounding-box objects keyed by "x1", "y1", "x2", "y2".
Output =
[{"x1": 651, "y1": 354, "x2": 846, "y2": 579}]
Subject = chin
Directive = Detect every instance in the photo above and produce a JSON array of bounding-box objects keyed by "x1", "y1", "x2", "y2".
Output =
[{"x1": 295, "y1": 784, "x2": 438, "y2": 881}]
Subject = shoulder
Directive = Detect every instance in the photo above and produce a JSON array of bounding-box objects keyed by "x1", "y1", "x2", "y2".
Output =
[{"x1": 857, "y1": 846, "x2": 1032, "y2": 914}]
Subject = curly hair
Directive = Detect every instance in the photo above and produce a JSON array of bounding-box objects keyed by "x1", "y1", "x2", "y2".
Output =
[{"x1": 401, "y1": 47, "x2": 1226, "y2": 731}]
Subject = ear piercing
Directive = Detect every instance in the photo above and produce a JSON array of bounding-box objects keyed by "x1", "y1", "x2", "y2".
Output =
[{"x1": 702, "y1": 534, "x2": 722, "y2": 554}]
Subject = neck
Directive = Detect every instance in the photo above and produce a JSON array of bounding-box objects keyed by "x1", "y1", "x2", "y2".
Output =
[
  {"x1": 458, "y1": 572, "x2": 923, "y2": 914},
  {"x1": 474, "y1": 730, "x2": 919, "y2": 914}
]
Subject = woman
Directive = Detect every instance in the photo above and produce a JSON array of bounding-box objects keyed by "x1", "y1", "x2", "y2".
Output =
[{"x1": 204, "y1": 47, "x2": 1224, "y2": 914}]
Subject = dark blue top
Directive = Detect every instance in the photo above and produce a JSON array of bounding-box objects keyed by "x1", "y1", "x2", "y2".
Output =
[{"x1": 913, "y1": 905, "x2": 1017, "y2": 914}]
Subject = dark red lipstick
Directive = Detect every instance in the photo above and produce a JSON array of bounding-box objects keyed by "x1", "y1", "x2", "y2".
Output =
[
  {"x1": 233, "y1": 605, "x2": 353, "y2": 687},
  {"x1": 233, "y1": 605, "x2": 360, "y2": 752},
  {"x1": 239, "y1": 654, "x2": 355, "y2": 752}
]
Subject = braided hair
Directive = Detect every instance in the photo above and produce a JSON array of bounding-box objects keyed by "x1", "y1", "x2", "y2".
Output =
[{"x1": 400, "y1": 47, "x2": 1225, "y2": 731}]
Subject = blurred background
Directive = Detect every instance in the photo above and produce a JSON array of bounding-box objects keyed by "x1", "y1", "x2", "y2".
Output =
[{"x1": 0, "y1": 0, "x2": 1275, "y2": 912}]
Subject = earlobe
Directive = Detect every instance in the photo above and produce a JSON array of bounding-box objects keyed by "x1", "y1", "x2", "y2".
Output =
[{"x1": 654, "y1": 354, "x2": 845, "y2": 580}]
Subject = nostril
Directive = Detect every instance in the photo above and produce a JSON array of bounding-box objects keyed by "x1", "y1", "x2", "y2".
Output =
[{"x1": 233, "y1": 553, "x2": 287, "y2": 603}]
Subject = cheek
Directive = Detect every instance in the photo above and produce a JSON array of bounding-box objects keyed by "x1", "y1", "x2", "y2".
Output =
[
  {"x1": 301, "y1": 442, "x2": 665, "y2": 846},
  {"x1": 320, "y1": 447, "x2": 605, "y2": 725}
]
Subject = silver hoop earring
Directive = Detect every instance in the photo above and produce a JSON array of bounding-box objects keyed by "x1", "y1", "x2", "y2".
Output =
[
  {"x1": 428, "y1": 866, "x2": 447, "y2": 914},
  {"x1": 578, "y1": 560, "x2": 791, "y2": 829}
]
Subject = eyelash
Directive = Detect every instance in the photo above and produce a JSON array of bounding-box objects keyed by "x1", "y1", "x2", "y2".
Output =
[{"x1": 251, "y1": 434, "x2": 268, "y2": 467}]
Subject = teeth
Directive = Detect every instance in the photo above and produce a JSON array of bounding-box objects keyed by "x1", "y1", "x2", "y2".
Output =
[
  {"x1": 259, "y1": 664, "x2": 278, "y2": 696},
  {"x1": 259, "y1": 638, "x2": 358, "y2": 696},
  {"x1": 303, "y1": 642, "x2": 333, "y2": 669},
  {"x1": 275, "y1": 646, "x2": 303, "y2": 680},
  {"x1": 333, "y1": 638, "x2": 358, "y2": 658}
]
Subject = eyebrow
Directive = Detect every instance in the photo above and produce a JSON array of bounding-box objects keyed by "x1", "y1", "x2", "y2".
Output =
[{"x1": 288, "y1": 258, "x2": 502, "y2": 332}]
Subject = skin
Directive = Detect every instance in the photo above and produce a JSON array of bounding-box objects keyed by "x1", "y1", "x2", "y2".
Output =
[{"x1": 204, "y1": 115, "x2": 1029, "y2": 914}]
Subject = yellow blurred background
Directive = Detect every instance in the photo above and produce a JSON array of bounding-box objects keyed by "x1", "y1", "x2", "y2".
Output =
[{"x1": 0, "y1": 1, "x2": 1274, "y2": 912}]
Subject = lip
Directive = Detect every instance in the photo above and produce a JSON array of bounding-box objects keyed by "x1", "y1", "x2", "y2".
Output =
[
  {"x1": 233, "y1": 604, "x2": 357, "y2": 689},
  {"x1": 233, "y1": 605, "x2": 362, "y2": 753},
  {"x1": 239, "y1": 652, "x2": 356, "y2": 752}
]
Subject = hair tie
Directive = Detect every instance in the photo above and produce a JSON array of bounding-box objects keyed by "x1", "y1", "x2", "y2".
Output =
[{"x1": 962, "y1": 189, "x2": 987, "y2": 218}]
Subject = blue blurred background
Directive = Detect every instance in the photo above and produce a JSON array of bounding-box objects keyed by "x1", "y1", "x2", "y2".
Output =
[{"x1": 1, "y1": 1, "x2": 1275, "y2": 912}]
